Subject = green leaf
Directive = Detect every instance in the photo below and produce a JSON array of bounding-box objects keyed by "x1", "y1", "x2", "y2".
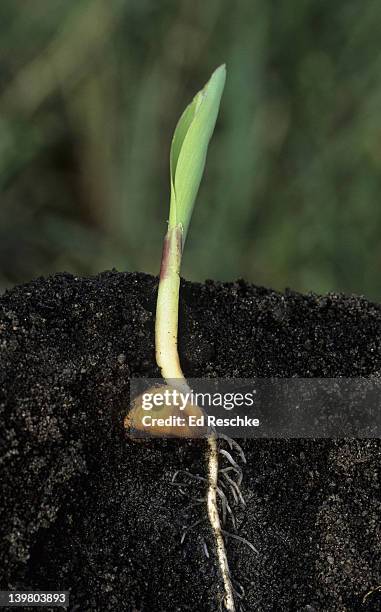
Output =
[{"x1": 169, "y1": 64, "x2": 226, "y2": 239}]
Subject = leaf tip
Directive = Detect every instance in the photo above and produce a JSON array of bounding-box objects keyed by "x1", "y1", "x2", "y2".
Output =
[{"x1": 207, "y1": 63, "x2": 227, "y2": 91}]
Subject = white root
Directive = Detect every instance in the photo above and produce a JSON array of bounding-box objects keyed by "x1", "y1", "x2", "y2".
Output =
[
  {"x1": 220, "y1": 466, "x2": 243, "y2": 487},
  {"x1": 221, "y1": 529, "x2": 259, "y2": 555},
  {"x1": 172, "y1": 470, "x2": 207, "y2": 484},
  {"x1": 170, "y1": 421, "x2": 238, "y2": 609},
  {"x1": 207, "y1": 433, "x2": 236, "y2": 612},
  {"x1": 203, "y1": 539, "x2": 210, "y2": 559},
  {"x1": 219, "y1": 448, "x2": 243, "y2": 474},
  {"x1": 221, "y1": 471, "x2": 246, "y2": 508},
  {"x1": 180, "y1": 519, "x2": 206, "y2": 543},
  {"x1": 218, "y1": 433, "x2": 247, "y2": 464}
]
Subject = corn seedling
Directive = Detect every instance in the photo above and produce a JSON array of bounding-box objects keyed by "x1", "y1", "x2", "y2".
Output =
[{"x1": 126, "y1": 66, "x2": 253, "y2": 612}]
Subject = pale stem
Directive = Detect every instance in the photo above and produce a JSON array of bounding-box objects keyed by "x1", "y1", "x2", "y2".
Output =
[{"x1": 155, "y1": 224, "x2": 190, "y2": 392}]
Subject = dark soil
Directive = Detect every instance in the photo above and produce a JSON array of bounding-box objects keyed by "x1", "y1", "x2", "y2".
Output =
[{"x1": 1, "y1": 271, "x2": 381, "y2": 612}]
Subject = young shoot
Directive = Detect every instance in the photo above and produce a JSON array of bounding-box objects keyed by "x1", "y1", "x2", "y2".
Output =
[
  {"x1": 155, "y1": 65, "x2": 238, "y2": 612},
  {"x1": 156, "y1": 65, "x2": 226, "y2": 387},
  {"x1": 126, "y1": 66, "x2": 250, "y2": 612}
]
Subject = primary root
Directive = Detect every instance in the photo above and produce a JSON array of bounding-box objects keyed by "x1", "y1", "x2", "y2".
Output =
[{"x1": 207, "y1": 433, "x2": 236, "y2": 612}]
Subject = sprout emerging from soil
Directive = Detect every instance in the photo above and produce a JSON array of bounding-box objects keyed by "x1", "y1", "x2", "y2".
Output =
[
  {"x1": 155, "y1": 65, "x2": 238, "y2": 612},
  {"x1": 126, "y1": 66, "x2": 249, "y2": 611},
  {"x1": 155, "y1": 64, "x2": 226, "y2": 384}
]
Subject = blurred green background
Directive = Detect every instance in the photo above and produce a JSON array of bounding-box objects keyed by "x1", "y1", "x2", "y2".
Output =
[{"x1": 1, "y1": 0, "x2": 381, "y2": 299}]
